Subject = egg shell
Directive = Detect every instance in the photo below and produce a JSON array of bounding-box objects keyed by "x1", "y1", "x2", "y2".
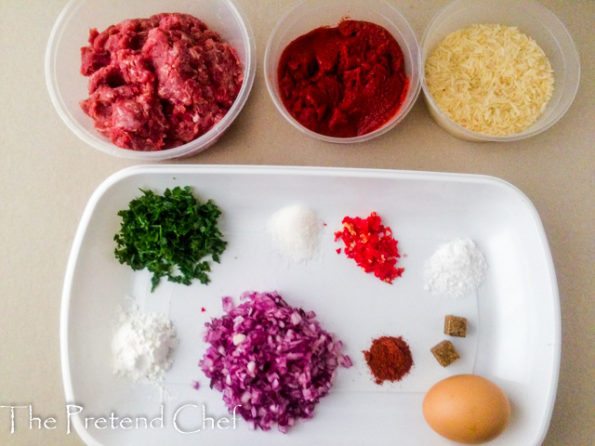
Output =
[{"x1": 422, "y1": 374, "x2": 511, "y2": 444}]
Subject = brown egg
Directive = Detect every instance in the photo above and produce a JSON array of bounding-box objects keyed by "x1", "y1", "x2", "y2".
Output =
[{"x1": 422, "y1": 374, "x2": 511, "y2": 444}]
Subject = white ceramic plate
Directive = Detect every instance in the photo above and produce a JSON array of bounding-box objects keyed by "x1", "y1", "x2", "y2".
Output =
[{"x1": 61, "y1": 165, "x2": 560, "y2": 445}]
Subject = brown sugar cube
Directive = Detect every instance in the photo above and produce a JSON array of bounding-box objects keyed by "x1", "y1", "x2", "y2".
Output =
[
  {"x1": 444, "y1": 315, "x2": 468, "y2": 337},
  {"x1": 431, "y1": 340, "x2": 460, "y2": 367}
]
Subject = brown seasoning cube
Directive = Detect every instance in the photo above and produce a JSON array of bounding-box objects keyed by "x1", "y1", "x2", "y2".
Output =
[
  {"x1": 431, "y1": 340, "x2": 460, "y2": 367},
  {"x1": 444, "y1": 315, "x2": 468, "y2": 337}
]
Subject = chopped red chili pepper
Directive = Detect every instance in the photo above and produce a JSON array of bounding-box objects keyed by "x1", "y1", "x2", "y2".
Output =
[{"x1": 334, "y1": 212, "x2": 404, "y2": 283}]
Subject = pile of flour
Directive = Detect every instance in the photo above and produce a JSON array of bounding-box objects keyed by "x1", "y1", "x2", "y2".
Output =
[
  {"x1": 423, "y1": 238, "x2": 487, "y2": 298},
  {"x1": 112, "y1": 307, "x2": 178, "y2": 383}
]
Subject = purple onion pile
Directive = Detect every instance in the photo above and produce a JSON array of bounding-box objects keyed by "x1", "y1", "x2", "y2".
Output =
[{"x1": 199, "y1": 291, "x2": 352, "y2": 432}]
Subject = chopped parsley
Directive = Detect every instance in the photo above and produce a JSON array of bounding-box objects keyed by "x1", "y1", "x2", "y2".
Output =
[{"x1": 114, "y1": 186, "x2": 227, "y2": 291}]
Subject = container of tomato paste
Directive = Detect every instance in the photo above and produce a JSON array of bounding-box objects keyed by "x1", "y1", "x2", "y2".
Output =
[{"x1": 264, "y1": 0, "x2": 421, "y2": 144}]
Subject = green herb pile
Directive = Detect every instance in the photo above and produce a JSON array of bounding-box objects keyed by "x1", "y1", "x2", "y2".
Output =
[{"x1": 114, "y1": 186, "x2": 227, "y2": 291}]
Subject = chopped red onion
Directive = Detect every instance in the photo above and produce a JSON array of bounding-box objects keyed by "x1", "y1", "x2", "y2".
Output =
[{"x1": 199, "y1": 291, "x2": 352, "y2": 433}]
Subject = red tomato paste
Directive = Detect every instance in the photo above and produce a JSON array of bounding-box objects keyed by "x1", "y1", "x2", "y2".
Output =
[
  {"x1": 80, "y1": 13, "x2": 243, "y2": 151},
  {"x1": 278, "y1": 20, "x2": 409, "y2": 138}
]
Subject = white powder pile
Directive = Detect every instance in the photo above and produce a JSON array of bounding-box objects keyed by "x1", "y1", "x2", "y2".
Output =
[
  {"x1": 112, "y1": 307, "x2": 178, "y2": 383},
  {"x1": 267, "y1": 204, "x2": 321, "y2": 262},
  {"x1": 423, "y1": 238, "x2": 487, "y2": 298}
]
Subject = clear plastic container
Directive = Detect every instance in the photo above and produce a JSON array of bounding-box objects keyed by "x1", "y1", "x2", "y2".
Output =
[
  {"x1": 421, "y1": 0, "x2": 581, "y2": 142},
  {"x1": 45, "y1": 0, "x2": 256, "y2": 160},
  {"x1": 264, "y1": 0, "x2": 421, "y2": 144}
]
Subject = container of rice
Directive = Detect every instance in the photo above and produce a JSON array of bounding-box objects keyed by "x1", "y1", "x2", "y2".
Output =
[{"x1": 420, "y1": 0, "x2": 580, "y2": 142}]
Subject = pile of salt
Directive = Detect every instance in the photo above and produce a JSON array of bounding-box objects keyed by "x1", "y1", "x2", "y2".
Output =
[
  {"x1": 267, "y1": 204, "x2": 321, "y2": 262},
  {"x1": 423, "y1": 238, "x2": 487, "y2": 298}
]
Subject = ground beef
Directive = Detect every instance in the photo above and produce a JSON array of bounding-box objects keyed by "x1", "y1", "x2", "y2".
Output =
[{"x1": 80, "y1": 13, "x2": 243, "y2": 151}]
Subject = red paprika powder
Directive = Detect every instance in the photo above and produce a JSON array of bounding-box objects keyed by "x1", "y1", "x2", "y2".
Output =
[
  {"x1": 364, "y1": 336, "x2": 413, "y2": 384},
  {"x1": 277, "y1": 20, "x2": 409, "y2": 137}
]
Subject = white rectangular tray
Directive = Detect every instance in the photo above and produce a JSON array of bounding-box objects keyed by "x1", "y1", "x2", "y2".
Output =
[{"x1": 61, "y1": 165, "x2": 560, "y2": 445}]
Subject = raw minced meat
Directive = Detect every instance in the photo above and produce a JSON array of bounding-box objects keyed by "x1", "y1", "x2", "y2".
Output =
[{"x1": 80, "y1": 13, "x2": 243, "y2": 151}]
